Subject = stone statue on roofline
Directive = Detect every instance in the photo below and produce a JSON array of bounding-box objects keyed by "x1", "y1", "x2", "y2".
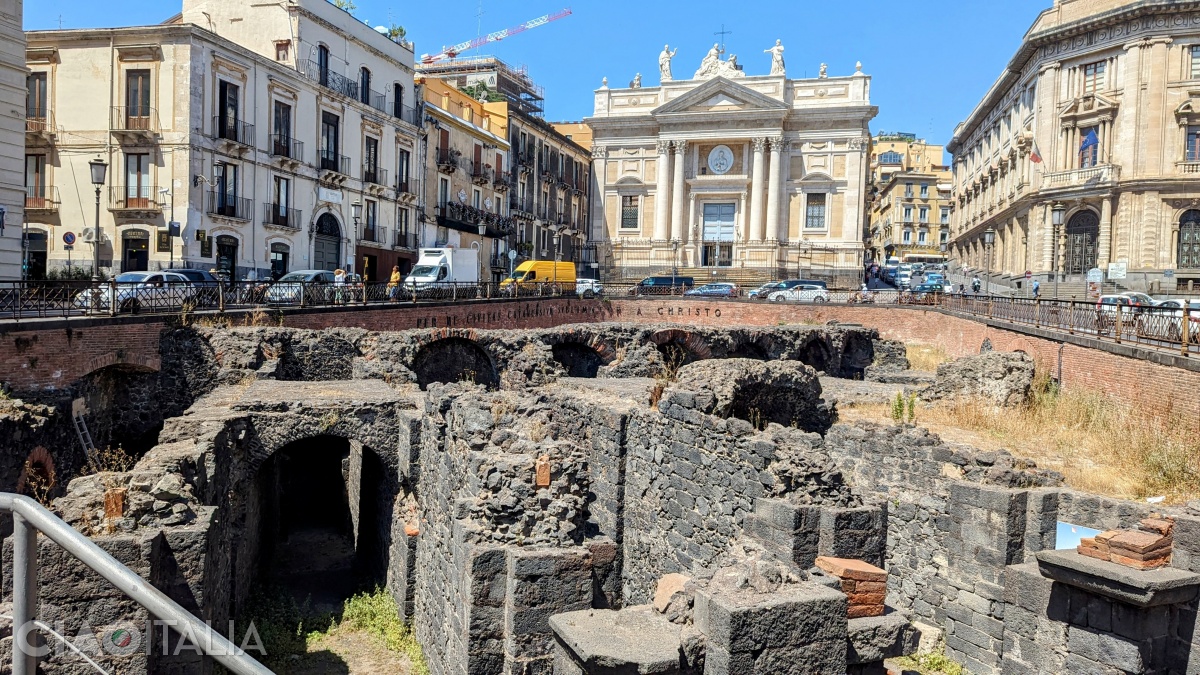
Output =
[
  {"x1": 630, "y1": 73, "x2": 642, "y2": 89},
  {"x1": 694, "y1": 43, "x2": 746, "y2": 80},
  {"x1": 659, "y1": 45, "x2": 677, "y2": 82},
  {"x1": 765, "y1": 39, "x2": 785, "y2": 76}
]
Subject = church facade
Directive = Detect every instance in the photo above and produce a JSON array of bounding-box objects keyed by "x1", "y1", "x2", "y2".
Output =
[{"x1": 585, "y1": 44, "x2": 877, "y2": 285}]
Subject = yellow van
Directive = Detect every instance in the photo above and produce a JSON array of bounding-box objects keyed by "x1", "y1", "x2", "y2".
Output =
[{"x1": 500, "y1": 260, "x2": 577, "y2": 293}]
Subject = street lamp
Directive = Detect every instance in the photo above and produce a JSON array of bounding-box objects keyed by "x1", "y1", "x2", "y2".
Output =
[
  {"x1": 983, "y1": 227, "x2": 996, "y2": 296},
  {"x1": 1051, "y1": 202, "x2": 1066, "y2": 299},
  {"x1": 552, "y1": 229, "x2": 562, "y2": 286},
  {"x1": 477, "y1": 222, "x2": 488, "y2": 285},
  {"x1": 88, "y1": 157, "x2": 108, "y2": 282},
  {"x1": 670, "y1": 239, "x2": 680, "y2": 283}
]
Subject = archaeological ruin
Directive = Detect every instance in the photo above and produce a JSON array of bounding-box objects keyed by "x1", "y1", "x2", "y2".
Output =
[{"x1": 1, "y1": 310, "x2": 1199, "y2": 675}]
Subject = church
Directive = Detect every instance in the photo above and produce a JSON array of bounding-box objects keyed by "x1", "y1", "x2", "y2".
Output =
[{"x1": 585, "y1": 41, "x2": 877, "y2": 286}]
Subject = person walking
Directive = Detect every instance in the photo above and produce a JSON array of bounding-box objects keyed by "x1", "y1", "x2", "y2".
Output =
[
  {"x1": 971, "y1": 276, "x2": 981, "y2": 295},
  {"x1": 333, "y1": 268, "x2": 347, "y2": 305},
  {"x1": 387, "y1": 265, "x2": 402, "y2": 302},
  {"x1": 1031, "y1": 279, "x2": 1041, "y2": 299}
]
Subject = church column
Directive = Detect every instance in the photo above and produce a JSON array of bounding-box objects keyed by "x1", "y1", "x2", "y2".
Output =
[
  {"x1": 766, "y1": 136, "x2": 784, "y2": 242},
  {"x1": 1099, "y1": 194, "x2": 1113, "y2": 267},
  {"x1": 653, "y1": 140, "x2": 672, "y2": 241},
  {"x1": 670, "y1": 141, "x2": 688, "y2": 242},
  {"x1": 749, "y1": 137, "x2": 767, "y2": 241}
]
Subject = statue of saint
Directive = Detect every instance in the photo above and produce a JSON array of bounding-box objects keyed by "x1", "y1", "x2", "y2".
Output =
[
  {"x1": 765, "y1": 40, "x2": 785, "y2": 76},
  {"x1": 819, "y1": 63, "x2": 828, "y2": 79},
  {"x1": 659, "y1": 45, "x2": 677, "y2": 82},
  {"x1": 630, "y1": 73, "x2": 642, "y2": 89},
  {"x1": 694, "y1": 43, "x2": 722, "y2": 79}
]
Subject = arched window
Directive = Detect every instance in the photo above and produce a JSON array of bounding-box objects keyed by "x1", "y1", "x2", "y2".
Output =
[
  {"x1": 316, "y1": 45, "x2": 330, "y2": 86},
  {"x1": 1180, "y1": 210, "x2": 1200, "y2": 269},
  {"x1": 360, "y1": 68, "x2": 371, "y2": 105}
]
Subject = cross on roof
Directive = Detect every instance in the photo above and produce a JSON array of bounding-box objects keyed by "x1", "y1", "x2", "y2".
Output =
[{"x1": 714, "y1": 24, "x2": 733, "y2": 54}]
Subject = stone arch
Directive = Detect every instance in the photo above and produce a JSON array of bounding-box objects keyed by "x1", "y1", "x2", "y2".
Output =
[
  {"x1": 838, "y1": 332, "x2": 874, "y2": 379},
  {"x1": 16, "y1": 446, "x2": 56, "y2": 497},
  {"x1": 412, "y1": 337, "x2": 500, "y2": 390},
  {"x1": 727, "y1": 334, "x2": 772, "y2": 360},
  {"x1": 77, "y1": 351, "x2": 160, "y2": 382},
  {"x1": 551, "y1": 342, "x2": 605, "y2": 378},
  {"x1": 795, "y1": 335, "x2": 833, "y2": 372},
  {"x1": 650, "y1": 329, "x2": 712, "y2": 368},
  {"x1": 75, "y1": 361, "x2": 165, "y2": 456}
]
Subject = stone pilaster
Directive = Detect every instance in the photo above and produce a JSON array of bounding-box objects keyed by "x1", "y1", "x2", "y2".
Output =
[
  {"x1": 749, "y1": 137, "x2": 767, "y2": 242},
  {"x1": 670, "y1": 141, "x2": 688, "y2": 243},
  {"x1": 766, "y1": 137, "x2": 784, "y2": 242},
  {"x1": 653, "y1": 140, "x2": 672, "y2": 242}
]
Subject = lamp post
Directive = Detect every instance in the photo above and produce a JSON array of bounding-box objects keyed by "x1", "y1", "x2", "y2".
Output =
[
  {"x1": 552, "y1": 230, "x2": 562, "y2": 286},
  {"x1": 477, "y1": 222, "x2": 488, "y2": 286},
  {"x1": 351, "y1": 200, "x2": 363, "y2": 236},
  {"x1": 88, "y1": 158, "x2": 108, "y2": 281},
  {"x1": 159, "y1": 187, "x2": 175, "y2": 269},
  {"x1": 983, "y1": 227, "x2": 996, "y2": 296},
  {"x1": 1051, "y1": 202, "x2": 1066, "y2": 300},
  {"x1": 671, "y1": 239, "x2": 679, "y2": 284}
]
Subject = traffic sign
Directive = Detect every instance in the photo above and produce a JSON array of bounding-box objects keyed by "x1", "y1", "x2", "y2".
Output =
[
  {"x1": 1086, "y1": 268, "x2": 1104, "y2": 283},
  {"x1": 1025, "y1": 270, "x2": 1032, "y2": 280},
  {"x1": 508, "y1": 249, "x2": 517, "y2": 261},
  {"x1": 63, "y1": 244, "x2": 74, "y2": 251},
  {"x1": 62, "y1": 231, "x2": 76, "y2": 246}
]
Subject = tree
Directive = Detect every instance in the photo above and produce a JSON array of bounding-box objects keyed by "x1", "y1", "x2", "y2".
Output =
[
  {"x1": 330, "y1": 0, "x2": 357, "y2": 12},
  {"x1": 388, "y1": 24, "x2": 406, "y2": 41}
]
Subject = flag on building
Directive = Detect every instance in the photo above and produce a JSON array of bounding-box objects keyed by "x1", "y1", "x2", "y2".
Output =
[
  {"x1": 1080, "y1": 129, "x2": 1099, "y2": 152},
  {"x1": 1030, "y1": 140, "x2": 1042, "y2": 164}
]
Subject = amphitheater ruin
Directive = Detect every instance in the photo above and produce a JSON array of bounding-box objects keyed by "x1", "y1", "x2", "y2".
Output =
[{"x1": 0, "y1": 299, "x2": 1198, "y2": 675}]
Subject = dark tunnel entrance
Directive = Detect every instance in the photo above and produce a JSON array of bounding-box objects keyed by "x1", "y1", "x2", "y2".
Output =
[
  {"x1": 839, "y1": 333, "x2": 875, "y2": 380},
  {"x1": 552, "y1": 342, "x2": 604, "y2": 378},
  {"x1": 255, "y1": 436, "x2": 388, "y2": 614},
  {"x1": 797, "y1": 338, "x2": 832, "y2": 373},
  {"x1": 727, "y1": 342, "x2": 769, "y2": 360},
  {"x1": 412, "y1": 338, "x2": 500, "y2": 390}
]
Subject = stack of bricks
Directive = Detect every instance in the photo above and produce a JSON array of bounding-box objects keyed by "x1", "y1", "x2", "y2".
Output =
[
  {"x1": 1077, "y1": 516, "x2": 1175, "y2": 570},
  {"x1": 815, "y1": 556, "x2": 888, "y2": 618}
]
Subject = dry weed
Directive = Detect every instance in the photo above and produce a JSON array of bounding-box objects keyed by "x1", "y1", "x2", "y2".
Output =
[{"x1": 906, "y1": 343, "x2": 950, "y2": 372}]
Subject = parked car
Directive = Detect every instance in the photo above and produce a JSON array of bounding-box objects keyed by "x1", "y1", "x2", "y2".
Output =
[
  {"x1": 1120, "y1": 291, "x2": 1156, "y2": 307},
  {"x1": 896, "y1": 271, "x2": 913, "y2": 289},
  {"x1": 749, "y1": 281, "x2": 787, "y2": 300},
  {"x1": 911, "y1": 283, "x2": 945, "y2": 301},
  {"x1": 171, "y1": 268, "x2": 222, "y2": 306},
  {"x1": 768, "y1": 284, "x2": 829, "y2": 303},
  {"x1": 924, "y1": 273, "x2": 945, "y2": 284},
  {"x1": 684, "y1": 282, "x2": 740, "y2": 298},
  {"x1": 72, "y1": 271, "x2": 196, "y2": 313},
  {"x1": 265, "y1": 270, "x2": 335, "y2": 305},
  {"x1": 1141, "y1": 299, "x2": 1200, "y2": 342},
  {"x1": 630, "y1": 276, "x2": 695, "y2": 295},
  {"x1": 576, "y1": 278, "x2": 604, "y2": 299}
]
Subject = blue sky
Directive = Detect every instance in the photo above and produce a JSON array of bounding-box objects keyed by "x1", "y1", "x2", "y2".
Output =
[{"x1": 29, "y1": 0, "x2": 1050, "y2": 147}]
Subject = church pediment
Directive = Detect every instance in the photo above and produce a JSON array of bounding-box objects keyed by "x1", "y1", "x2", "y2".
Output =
[{"x1": 652, "y1": 77, "x2": 788, "y2": 117}]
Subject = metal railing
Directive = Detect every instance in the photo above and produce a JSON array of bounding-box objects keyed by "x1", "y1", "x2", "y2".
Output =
[
  {"x1": 320, "y1": 152, "x2": 350, "y2": 175},
  {"x1": 212, "y1": 116, "x2": 255, "y2": 147},
  {"x1": 436, "y1": 148, "x2": 458, "y2": 169},
  {"x1": 360, "y1": 224, "x2": 385, "y2": 243},
  {"x1": 26, "y1": 109, "x2": 52, "y2": 134},
  {"x1": 0, "y1": 492, "x2": 271, "y2": 675},
  {"x1": 109, "y1": 185, "x2": 160, "y2": 211},
  {"x1": 110, "y1": 107, "x2": 157, "y2": 134},
  {"x1": 301, "y1": 59, "x2": 359, "y2": 100},
  {"x1": 263, "y1": 203, "x2": 302, "y2": 230},
  {"x1": 394, "y1": 230, "x2": 418, "y2": 249},
  {"x1": 26, "y1": 185, "x2": 60, "y2": 211},
  {"x1": 362, "y1": 88, "x2": 387, "y2": 113},
  {"x1": 205, "y1": 191, "x2": 252, "y2": 221},
  {"x1": 396, "y1": 178, "x2": 414, "y2": 195},
  {"x1": 391, "y1": 102, "x2": 420, "y2": 125},
  {"x1": 470, "y1": 161, "x2": 491, "y2": 184},
  {"x1": 363, "y1": 163, "x2": 388, "y2": 186},
  {"x1": 269, "y1": 133, "x2": 303, "y2": 161}
]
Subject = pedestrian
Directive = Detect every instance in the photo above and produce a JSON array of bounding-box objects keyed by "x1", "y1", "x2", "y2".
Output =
[
  {"x1": 387, "y1": 265, "x2": 402, "y2": 301},
  {"x1": 971, "y1": 276, "x2": 981, "y2": 294},
  {"x1": 1032, "y1": 279, "x2": 1040, "y2": 299},
  {"x1": 334, "y1": 268, "x2": 347, "y2": 305}
]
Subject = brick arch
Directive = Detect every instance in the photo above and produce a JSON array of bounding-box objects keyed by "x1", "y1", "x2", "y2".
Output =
[
  {"x1": 15, "y1": 446, "x2": 56, "y2": 495},
  {"x1": 411, "y1": 332, "x2": 500, "y2": 390},
  {"x1": 78, "y1": 350, "x2": 161, "y2": 381},
  {"x1": 244, "y1": 415, "x2": 399, "y2": 474},
  {"x1": 649, "y1": 329, "x2": 713, "y2": 361},
  {"x1": 539, "y1": 328, "x2": 620, "y2": 365}
]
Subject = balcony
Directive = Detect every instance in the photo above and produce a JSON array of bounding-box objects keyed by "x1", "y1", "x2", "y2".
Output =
[
  {"x1": 493, "y1": 174, "x2": 511, "y2": 193},
  {"x1": 437, "y1": 148, "x2": 459, "y2": 174},
  {"x1": 1043, "y1": 164, "x2": 1120, "y2": 190},
  {"x1": 109, "y1": 185, "x2": 161, "y2": 215},
  {"x1": 212, "y1": 116, "x2": 255, "y2": 151},
  {"x1": 360, "y1": 223, "x2": 386, "y2": 244},
  {"x1": 390, "y1": 102, "x2": 420, "y2": 126},
  {"x1": 300, "y1": 60, "x2": 359, "y2": 101},
  {"x1": 263, "y1": 203, "x2": 302, "y2": 231},
  {"x1": 491, "y1": 255, "x2": 513, "y2": 271},
  {"x1": 361, "y1": 88, "x2": 387, "y2": 114},
  {"x1": 470, "y1": 161, "x2": 492, "y2": 186},
  {"x1": 394, "y1": 230, "x2": 418, "y2": 250},
  {"x1": 25, "y1": 109, "x2": 55, "y2": 143},
  {"x1": 110, "y1": 106, "x2": 158, "y2": 142},
  {"x1": 438, "y1": 203, "x2": 517, "y2": 238},
  {"x1": 320, "y1": 152, "x2": 351, "y2": 182},
  {"x1": 363, "y1": 163, "x2": 389, "y2": 188},
  {"x1": 25, "y1": 185, "x2": 59, "y2": 213},
  {"x1": 205, "y1": 190, "x2": 252, "y2": 221},
  {"x1": 396, "y1": 178, "x2": 417, "y2": 204},
  {"x1": 270, "y1": 134, "x2": 304, "y2": 165}
]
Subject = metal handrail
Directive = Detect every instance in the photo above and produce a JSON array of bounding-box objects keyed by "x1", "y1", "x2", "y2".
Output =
[{"x1": 1, "y1": 493, "x2": 271, "y2": 675}]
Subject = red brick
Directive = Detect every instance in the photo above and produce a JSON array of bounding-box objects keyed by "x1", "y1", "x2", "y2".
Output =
[
  {"x1": 1139, "y1": 517, "x2": 1175, "y2": 536},
  {"x1": 847, "y1": 604, "x2": 885, "y2": 619},
  {"x1": 1108, "y1": 530, "x2": 1172, "y2": 556},
  {"x1": 847, "y1": 592, "x2": 886, "y2": 606},
  {"x1": 816, "y1": 556, "x2": 887, "y2": 582},
  {"x1": 856, "y1": 581, "x2": 887, "y2": 593},
  {"x1": 1077, "y1": 546, "x2": 1111, "y2": 562},
  {"x1": 1109, "y1": 552, "x2": 1171, "y2": 570}
]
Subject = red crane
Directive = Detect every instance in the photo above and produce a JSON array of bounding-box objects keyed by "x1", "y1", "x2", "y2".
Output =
[{"x1": 420, "y1": 8, "x2": 572, "y2": 65}]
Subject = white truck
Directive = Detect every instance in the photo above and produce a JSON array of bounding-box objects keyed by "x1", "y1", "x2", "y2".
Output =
[{"x1": 404, "y1": 247, "x2": 481, "y2": 291}]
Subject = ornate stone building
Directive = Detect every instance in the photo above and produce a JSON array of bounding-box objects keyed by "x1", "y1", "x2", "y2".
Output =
[
  {"x1": 586, "y1": 44, "x2": 876, "y2": 284},
  {"x1": 23, "y1": 0, "x2": 420, "y2": 281},
  {"x1": 949, "y1": 0, "x2": 1200, "y2": 295},
  {"x1": 865, "y1": 133, "x2": 953, "y2": 263},
  {"x1": 0, "y1": 0, "x2": 22, "y2": 279}
]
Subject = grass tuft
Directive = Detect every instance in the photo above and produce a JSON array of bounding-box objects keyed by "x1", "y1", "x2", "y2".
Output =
[
  {"x1": 896, "y1": 643, "x2": 965, "y2": 675},
  {"x1": 332, "y1": 589, "x2": 428, "y2": 674},
  {"x1": 906, "y1": 343, "x2": 950, "y2": 372}
]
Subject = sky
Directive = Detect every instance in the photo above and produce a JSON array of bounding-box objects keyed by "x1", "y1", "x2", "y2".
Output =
[{"x1": 28, "y1": 0, "x2": 1051, "y2": 148}]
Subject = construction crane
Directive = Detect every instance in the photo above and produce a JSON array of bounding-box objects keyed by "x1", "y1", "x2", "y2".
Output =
[{"x1": 420, "y1": 8, "x2": 572, "y2": 64}]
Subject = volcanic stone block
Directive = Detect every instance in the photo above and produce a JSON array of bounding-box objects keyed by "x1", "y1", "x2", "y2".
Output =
[
  {"x1": 845, "y1": 613, "x2": 921, "y2": 665},
  {"x1": 550, "y1": 607, "x2": 683, "y2": 675},
  {"x1": 505, "y1": 547, "x2": 593, "y2": 671}
]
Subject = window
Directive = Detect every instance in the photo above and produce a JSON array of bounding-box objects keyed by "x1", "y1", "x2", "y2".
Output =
[
  {"x1": 26, "y1": 72, "x2": 46, "y2": 119},
  {"x1": 214, "y1": 162, "x2": 237, "y2": 214},
  {"x1": 438, "y1": 176, "x2": 450, "y2": 207},
  {"x1": 272, "y1": 175, "x2": 289, "y2": 214},
  {"x1": 920, "y1": 183, "x2": 929, "y2": 199},
  {"x1": 397, "y1": 149, "x2": 411, "y2": 190},
  {"x1": 218, "y1": 80, "x2": 240, "y2": 141},
  {"x1": 879, "y1": 151, "x2": 902, "y2": 165},
  {"x1": 126, "y1": 153, "x2": 151, "y2": 207},
  {"x1": 272, "y1": 101, "x2": 292, "y2": 156},
  {"x1": 940, "y1": 230, "x2": 949, "y2": 244},
  {"x1": 364, "y1": 137, "x2": 379, "y2": 183},
  {"x1": 620, "y1": 195, "x2": 639, "y2": 229},
  {"x1": 359, "y1": 68, "x2": 371, "y2": 106},
  {"x1": 1188, "y1": 126, "x2": 1200, "y2": 162},
  {"x1": 918, "y1": 230, "x2": 927, "y2": 245},
  {"x1": 1082, "y1": 61, "x2": 1105, "y2": 95},
  {"x1": 904, "y1": 182, "x2": 914, "y2": 198},
  {"x1": 126, "y1": 70, "x2": 151, "y2": 128},
  {"x1": 940, "y1": 208, "x2": 951, "y2": 225},
  {"x1": 316, "y1": 45, "x2": 330, "y2": 86},
  {"x1": 805, "y1": 193, "x2": 827, "y2": 229},
  {"x1": 903, "y1": 206, "x2": 913, "y2": 222},
  {"x1": 397, "y1": 208, "x2": 409, "y2": 235},
  {"x1": 25, "y1": 155, "x2": 46, "y2": 206},
  {"x1": 320, "y1": 111, "x2": 340, "y2": 170},
  {"x1": 274, "y1": 41, "x2": 290, "y2": 62},
  {"x1": 472, "y1": 188, "x2": 482, "y2": 209},
  {"x1": 918, "y1": 206, "x2": 929, "y2": 223},
  {"x1": 1193, "y1": 46, "x2": 1200, "y2": 80},
  {"x1": 364, "y1": 200, "x2": 378, "y2": 239},
  {"x1": 392, "y1": 84, "x2": 404, "y2": 119},
  {"x1": 903, "y1": 229, "x2": 912, "y2": 244}
]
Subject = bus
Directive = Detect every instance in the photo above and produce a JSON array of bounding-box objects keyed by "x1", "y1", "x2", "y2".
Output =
[{"x1": 901, "y1": 253, "x2": 947, "y2": 267}]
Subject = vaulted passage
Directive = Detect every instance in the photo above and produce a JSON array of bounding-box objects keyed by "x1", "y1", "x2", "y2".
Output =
[
  {"x1": 727, "y1": 341, "x2": 769, "y2": 360},
  {"x1": 839, "y1": 333, "x2": 875, "y2": 380},
  {"x1": 253, "y1": 436, "x2": 387, "y2": 614},
  {"x1": 412, "y1": 338, "x2": 500, "y2": 390},
  {"x1": 552, "y1": 342, "x2": 604, "y2": 378},
  {"x1": 797, "y1": 338, "x2": 832, "y2": 372}
]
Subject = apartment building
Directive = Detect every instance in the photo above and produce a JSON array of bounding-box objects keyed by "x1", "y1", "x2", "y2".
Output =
[
  {"x1": 419, "y1": 76, "x2": 514, "y2": 283},
  {"x1": 865, "y1": 133, "x2": 953, "y2": 263},
  {"x1": 0, "y1": 0, "x2": 23, "y2": 280},
  {"x1": 23, "y1": 0, "x2": 420, "y2": 281}
]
